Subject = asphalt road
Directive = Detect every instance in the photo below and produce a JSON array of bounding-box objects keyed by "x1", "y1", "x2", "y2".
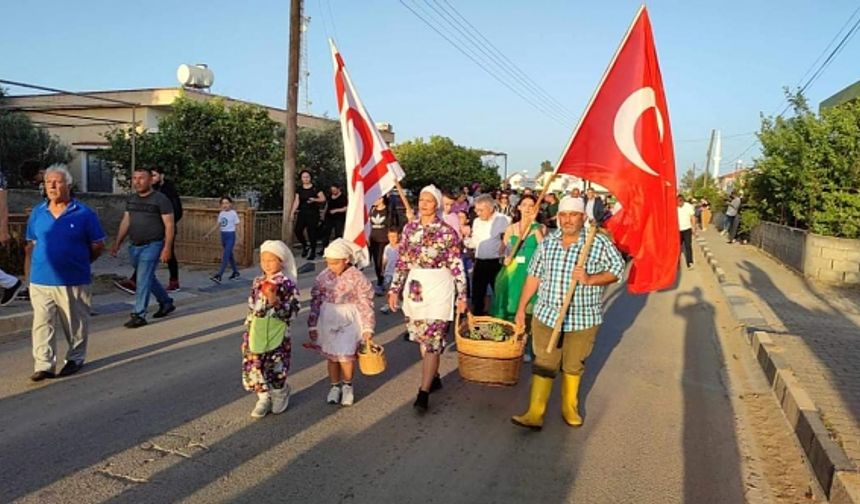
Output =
[{"x1": 0, "y1": 265, "x2": 767, "y2": 503}]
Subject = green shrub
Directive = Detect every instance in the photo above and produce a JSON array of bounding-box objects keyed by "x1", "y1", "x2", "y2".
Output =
[{"x1": 810, "y1": 191, "x2": 860, "y2": 239}]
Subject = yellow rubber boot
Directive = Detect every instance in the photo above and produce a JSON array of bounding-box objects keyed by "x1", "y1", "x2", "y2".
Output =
[
  {"x1": 511, "y1": 375, "x2": 554, "y2": 430},
  {"x1": 561, "y1": 373, "x2": 583, "y2": 427}
]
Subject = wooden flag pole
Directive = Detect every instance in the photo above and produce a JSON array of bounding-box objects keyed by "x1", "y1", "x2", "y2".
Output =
[
  {"x1": 392, "y1": 178, "x2": 414, "y2": 219},
  {"x1": 545, "y1": 220, "x2": 599, "y2": 353}
]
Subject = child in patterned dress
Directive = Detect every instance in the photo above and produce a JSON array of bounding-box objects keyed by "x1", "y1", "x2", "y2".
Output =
[
  {"x1": 242, "y1": 240, "x2": 300, "y2": 418},
  {"x1": 306, "y1": 239, "x2": 375, "y2": 406}
]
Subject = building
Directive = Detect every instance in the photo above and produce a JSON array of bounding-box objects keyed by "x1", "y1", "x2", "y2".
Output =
[
  {"x1": 820, "y1": 79, "x2": 860, "y2": 111},
  {"x1": 717, "y1": 168, "x2": 747, "y2": 194},
  {"x1": 5, "y1": 87, "x2": 395, "y2": 193}
]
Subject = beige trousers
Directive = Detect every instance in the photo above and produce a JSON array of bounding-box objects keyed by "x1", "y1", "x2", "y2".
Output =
[
  {"x1": 530, "y1": 319, "x2": 600, "y2": 378},
  {"x1": 30, "y1": 284, "x2": 92, "y2": 372}
]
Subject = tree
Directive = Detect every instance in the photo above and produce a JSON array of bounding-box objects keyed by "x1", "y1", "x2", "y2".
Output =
[
  {"x1": 539, "y1": 160, "x2": 553, "y2": 173},
  {"x1": 746, "y1": 90, "x2": 860, "y2": 238},
  {"x1": 392, "y1": 136, "x2": 501, "y2": 194},
  {"x1": 0, "y1": 87, "x2": 72, "y2": 187},
  {"x1": 296, "y1": 125, "x2": 345, "y2": 189}
]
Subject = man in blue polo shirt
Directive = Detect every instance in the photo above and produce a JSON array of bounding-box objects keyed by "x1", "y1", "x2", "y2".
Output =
[{"x1": 26, "y1": 165, "x2": 106, "y2": 382}]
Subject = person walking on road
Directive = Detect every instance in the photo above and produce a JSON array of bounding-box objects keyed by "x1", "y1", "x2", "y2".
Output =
[
  {"x1": 203, "y1": 196, "x2": 241, "y2": 283},
  {"x1": 511, "y1": 196, "x2": 624, "y2": 430},
  {"x1": 677, "y1": 195, "x2": 696, "y2": 269},
  {"x1": 25, "y1": 165, "x2": 106, "y2": 381},
  {"x1": 725, "y1": 192, "x2": 742, "y2": 243},
  {"x1": 291, "y1": 169, "x2": 326, "y2": 260},
  {"x1": 306, "y1": 239, "x2": 374, "y2": 407},
  {"x1": 243, "y1": 240, "x2": 300, "y2": 418},
  {"x1": 111, "y1": 167, "x2": 176, "y2": 328},
  {"x1": 368, "y1": 196, "x2": 400, "y2": 295},
  {"x1": 388, "y1": 185, "x2": 467, "y2": 413},
  {"x1": 464, "y1": 195, "x2": 510, "y2": 316},
  {"x1": 319, "y1": 182, "x2": 347, "y2": 248},
  {"x1": 0, "y1": 167, "x2": 24, "y2": 306}
]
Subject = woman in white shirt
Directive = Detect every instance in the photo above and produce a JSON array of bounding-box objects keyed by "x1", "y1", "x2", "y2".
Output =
[{"x1": 205, "y1": 196, "x2": 241, "y2": 283}]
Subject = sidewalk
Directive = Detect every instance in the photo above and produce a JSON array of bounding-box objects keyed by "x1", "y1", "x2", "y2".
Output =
[
  {"x1": 696, "y1": 227, "x2": 860, "y2": 503},
  {"x1": 0, "y1": 248, "x2": 319, "y2": 343}
]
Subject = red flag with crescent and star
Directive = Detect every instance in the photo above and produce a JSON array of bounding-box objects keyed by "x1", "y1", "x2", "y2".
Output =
[
  {"x1": 330, "y1": 39, "x2": 406, "y2": 265},
  {"x1": 555, "y1": 6, "x2": 678, "y2": 293}
]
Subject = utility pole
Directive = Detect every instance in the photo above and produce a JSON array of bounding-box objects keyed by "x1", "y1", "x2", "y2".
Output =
[{"x1": 282, "y1": 0, "x2": 301, "y2": 244}]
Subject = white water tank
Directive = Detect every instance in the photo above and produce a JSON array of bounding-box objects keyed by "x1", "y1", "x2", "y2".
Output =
[{"x1": 177, "y1": 64, "x2": 215, "y2": 89}]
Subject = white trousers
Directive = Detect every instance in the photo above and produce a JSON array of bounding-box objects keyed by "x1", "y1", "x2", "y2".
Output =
[{"x1": 30, "y1": 284, "x2": 92, "y2": 372}]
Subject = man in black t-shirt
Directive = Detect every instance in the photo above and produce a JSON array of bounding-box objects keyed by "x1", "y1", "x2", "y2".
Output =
[
  {"x1": 290, "y1": 169, "x2": 326, "y2": 260},
  {"x1": 111, "y1": 167, "x2": 176, "y2": 328},
  {"x1": 320, "y1": 182, "x2": 347, "y2": 248}
]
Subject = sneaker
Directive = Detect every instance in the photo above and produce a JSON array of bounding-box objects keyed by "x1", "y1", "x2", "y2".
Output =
[
  {"x1": 59, "y1": 360, "x2": 84, "y2": 377},
  {"x1": 114, "y1": 278, "x2": 136, "y2": 294},
  {"x1": 340, "y1": 384, "x2": 354, "y2": 406},
  {"x1": 270, "y1": 384, "x2": 290, "y2": 414},
  {"x1": 251, "y1": 392, "x2": 271, "y2": 418},
  {"x1": 326, "y1": 384, "x2": 341, "y2": 404},
  {"x1": 380, "y1": 305, "x2": 390, "y2": 314},
  {"x1": 16, "y1": 286, "x2": 30, "y2": 301},
  {"x1": 124, "y1": 314, "x2": 148, "y2": 328},
  {"x1": 1, "y1": 280, "x2": 23, "y2": 306},
  {"x1": 153, "y1": 302, "x2": 176, "y2": 319},
  {"x1": 229, "y1": 271, "x2": 241, "y2": 280},
  {"x1": 210, "y1": 274, "x2": 222, "y2": 284},
  {"x1": 166, "y1": 280, "x2": 181, "y2": 292},
  {"x1": 301, "y1": 246, "x2": 310, "y2": 258}
]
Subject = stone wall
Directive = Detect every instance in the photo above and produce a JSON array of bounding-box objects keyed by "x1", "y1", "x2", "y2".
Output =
[{"x1": 750, "y1": 221, "x2": 860, "y2": 287}]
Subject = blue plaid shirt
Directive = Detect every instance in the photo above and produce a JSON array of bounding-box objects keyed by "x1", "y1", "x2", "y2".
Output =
[{"x1": 528, "y1": 228, "x2": 625, "y2": 331}]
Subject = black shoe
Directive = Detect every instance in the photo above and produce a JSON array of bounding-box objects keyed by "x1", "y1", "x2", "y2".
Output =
[
  {"x1": 301, "y1": 246, "x2": 310, "y2": 258},
  {"x1": 210, "y1": 274, "x2": 222, "y2": 284},
  {"x1": 59, "y1": 361, "x2": 83, "y2": 377},
  {"x1": 153, "y1": 303, "x2": 176, "y2": 319},
  {"x1": 430, "y1": 374, "x2": 443, "y2": 393},
  {"x1": 1, "y1": 280, "x2": 23, "y2": 306},
  {"x1": 413, "y1": 390, "x2": 429, "y2": 413},
  {"x1": 124, "y1": 314, "x2": 148, "y2": 328},
  {"x1": 229, "y1": 271, "x2": 241, "y2": 280},
  {"x1": 307, "y1": 250, "x2": 317, "y2": 261},
  {"x1": 30, "y1": 370, "x2": 55, "y2": 382}
]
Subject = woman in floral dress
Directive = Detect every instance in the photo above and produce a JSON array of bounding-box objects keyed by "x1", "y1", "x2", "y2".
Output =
[
  {"x1": 242, "y1": 240, "x2": 301, "y2": 418},
  {"x1": 307, "y1": 239, "x2": 375, "y2": 407},
  {"x1": 388, "y1": 185, "x2": 468, "y2": 412}
]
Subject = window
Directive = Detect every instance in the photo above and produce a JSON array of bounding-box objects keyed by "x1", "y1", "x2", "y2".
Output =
[{"x1": 86, "y1": 152, "x2": 113, "y2": 193}]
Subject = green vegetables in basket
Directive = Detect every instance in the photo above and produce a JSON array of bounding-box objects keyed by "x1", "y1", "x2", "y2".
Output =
[{"x1": 466, "y1": 323, "x2": 511, "y2": 342}]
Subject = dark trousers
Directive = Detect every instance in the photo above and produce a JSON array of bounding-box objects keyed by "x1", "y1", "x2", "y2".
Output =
[
  {"x1": 369, "y1": 239, "x2": 387, "y2": 286},
  {"x1": 320, "y1": 218, "x2": 345, "y2": 247},
  {"x1": 471, "y1": 257, "x2": 502, "y2": 316},
  {"x1": 294, "y1": 211, "x2": 319, "y2": 250},
  {"x1": 680, "y1": 229, "x2": 693, "y2": 267},
  {"x1": 726, "y1": 214, "x2": 740, "y2": 242}
]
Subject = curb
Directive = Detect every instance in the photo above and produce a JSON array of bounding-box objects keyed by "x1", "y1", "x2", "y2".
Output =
[{"x1": 697, "y1": 237, "x2": 860, "y2": 503}]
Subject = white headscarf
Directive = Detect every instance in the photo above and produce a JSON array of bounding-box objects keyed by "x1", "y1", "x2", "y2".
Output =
[
  {"x1": 260, "y1": 240, "x2": 297, "y2": 282},
  {"x1": 323, "y1": 238, "x2": 369, "y2": 267},
  {"x1": 420, "y1": 184, "x2": 443, "y2": 210}
]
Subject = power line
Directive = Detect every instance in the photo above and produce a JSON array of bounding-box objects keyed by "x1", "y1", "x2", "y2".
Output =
[
  {"x1": 432, "y1": 0, "x2": 579, "y2": 121},
  {"x1": 399, "y1": 0, "x2": 573, "y2": 126}
]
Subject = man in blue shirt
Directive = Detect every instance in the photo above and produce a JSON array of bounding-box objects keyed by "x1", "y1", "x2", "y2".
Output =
[{"x1": 26, "y1": 165, "x2": 106, "y2": 381}]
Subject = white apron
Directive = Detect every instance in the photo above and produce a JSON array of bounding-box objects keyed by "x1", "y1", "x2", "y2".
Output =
[
  {"x1": 402, "y1": 268, "x2": 455, "y2": 321},
  {"x1": 317, "y1": 303, "x2": 363, "y2": 357}
]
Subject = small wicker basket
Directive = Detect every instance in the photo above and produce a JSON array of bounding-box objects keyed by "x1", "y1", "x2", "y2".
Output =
[
  {"x1": 358, "y1": 340, "x2": 386, "y2": 376},
  {"x1": 455, "y1": 312, "x2": 526, "y2": 386}
]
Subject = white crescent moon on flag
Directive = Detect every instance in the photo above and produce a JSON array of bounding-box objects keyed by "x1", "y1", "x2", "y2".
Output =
[{"x1": 613, "y1": 87, "x2": 664, "y2": 177}]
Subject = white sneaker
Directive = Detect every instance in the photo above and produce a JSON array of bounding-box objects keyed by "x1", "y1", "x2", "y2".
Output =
[
  {"x1": 326, "y1": 384, "x2": 341, "y2": 404},
  {"x1": 270, "y1": 384, "x2": 290, "y2": 414},
  {"x1": 341, "y1": 384, "x2": 354, "y2": 406},
  {"x1": 380, "y1": 305, "x2": 390, "y2": 314},
  {"x1": 251, "y1": 392, "x2": 271, "y2": 418}
]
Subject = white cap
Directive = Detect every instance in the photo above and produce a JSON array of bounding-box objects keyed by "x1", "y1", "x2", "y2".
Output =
[{"x1": 558, "y1": 196, "x2": 585, "y2": 213}]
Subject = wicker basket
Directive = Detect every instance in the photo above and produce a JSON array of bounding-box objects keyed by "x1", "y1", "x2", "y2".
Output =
[
  {"x1": 455, "y1": 312, "x2": 526, "y2": 386},
  {"x1": 358, "y1": 340, "x2": 386, "y2": 376}
]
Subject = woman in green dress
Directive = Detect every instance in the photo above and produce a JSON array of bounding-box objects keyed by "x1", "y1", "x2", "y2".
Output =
[{"x1": 490, "y1": 194, "x2": 545, "y2": 361}]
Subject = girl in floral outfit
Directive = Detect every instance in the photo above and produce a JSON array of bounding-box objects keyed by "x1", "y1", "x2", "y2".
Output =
[
  {"x1": 388, "y1": 185, "x2": 467, "y2": 413},
  {"x1": 307, "y1": 239, "x2": 375, "y2": 407},
  {"x1": 242, "y1": 240, "x2": 300, "y2": 418}
]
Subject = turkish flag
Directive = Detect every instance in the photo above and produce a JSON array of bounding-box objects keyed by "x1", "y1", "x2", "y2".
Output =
[{"x1": 555, "y1": 6, "x2": 678, "y2": 293}]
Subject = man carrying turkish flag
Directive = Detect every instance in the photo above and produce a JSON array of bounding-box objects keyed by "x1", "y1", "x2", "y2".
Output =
[{"x1": 555, "y1": 5, "x2": 679, "y2": 293}]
